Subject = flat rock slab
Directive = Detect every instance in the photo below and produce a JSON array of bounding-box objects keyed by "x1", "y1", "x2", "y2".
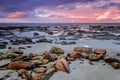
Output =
[
  {"x1": 6, "y1": 72, "x2": 21, "y2": 80},
  {"x1": 0, "y1": 70, "x2": 14, "y2": 79},
  {"x1": 0, "y1": 59, "x2": 10, "y2": 67}
]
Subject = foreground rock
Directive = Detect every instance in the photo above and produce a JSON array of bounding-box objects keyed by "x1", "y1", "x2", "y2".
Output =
[
  {"x1": 34, "y1": 67, "x2": 47, "y2": 73},
  {"x1": 8, "y1": 61, "x2": 34, "y2": 70},
  {"x1": 67, "y1": 52, "x2": 80, "y2": 59},
  {"x1": 28, "y1": 53, "x2": 37, "y2": 58},
  {"x1": 18, "y1": 69, "x2": 27, "y2": 76},
  {"x1": 74, "y1": 47, "x2": 92, "y2": 54},
  {"x1": 94, "y1": 48, "x2": 106, "y2": 55},
  {"x1": 55, "y1": 56, "x2": 70, "y2": 73},
  {"x1": 45, "y1": 68, "x2": 56, "y2": 74},
  {"x1": 41, "y1": 52, "x2": 58, "y2": 61},
  {"x1": 42, "y1": 52, "x2": 51, "y2": 60},
  {"x1": 32, "y1": 74, "x2": 42, "y2": 80},
  {"x1": 6, "y1": 48, "x2": 24, "y2": 55},
  {"x1": 81, "y1": 52, "x2": 89, "y2": 59},
  {"x1": 88, "y1": 54, "x2": 100, "y2": 61},
  {"x1": 49, "y1": 47, "x2": 64, "y2": 55},
  {"x1": 104, "y1": 56, "x2": 119, "y2": 63},
  {"x1": 110, "y1": 62, "x2": 120, "y2": 69},
  {"x1": 0, "y1": 59, "x2": 10, "y2": 67},
  {"x1": 17, "y1": 69, "x2": 32, "y2": 80}
]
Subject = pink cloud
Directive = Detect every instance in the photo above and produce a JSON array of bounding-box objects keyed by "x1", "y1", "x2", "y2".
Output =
[
  {"x1": 112, "y1": 0, "x2": 120, "y2": 3},
  {"x1": 5, "y1": 1, "x2": 120, "y2": 23},
  {"x1": 96, "y1": 7, "x2": 120, "y2": 21},
  {"x1": 41, "y1": 3, "x2": 120, "y2": 23},
  {"x1": 7, "y1": 12, "x2": 25, "y2": 18}
]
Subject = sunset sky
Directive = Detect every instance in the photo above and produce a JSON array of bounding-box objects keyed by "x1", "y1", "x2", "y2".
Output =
[{"x1": 0, "y1": 0, "x2": 120, "y2": 23}]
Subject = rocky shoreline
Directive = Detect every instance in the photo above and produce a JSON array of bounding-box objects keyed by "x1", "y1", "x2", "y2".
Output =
[
  {"x1": 0, "y1": 24, "x2": 120, "y2": 80},
  {"x1": 0, "y1": 46, "x2": 120, "y2": 80}
]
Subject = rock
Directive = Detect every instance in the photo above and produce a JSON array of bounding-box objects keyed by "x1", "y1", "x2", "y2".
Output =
[
  {"x1": 80, "y1": 62, "x2": 83, "y2": 64},
  {"x1": 2, "y1": 55, "x2": 7, "y2": 59},
  {"x1": 89, "y1": 60, "x2": 94, "y2": 65},
  {"x1": 27, "y1": 46, "x2": 32, "y2": 48},
  {"x1": 42, "y1": 59, "x2": 49, "y2": 64},
  {"x1": 74, "y1": 47, "x2": 92, "y2": 54},
  {"x1": 49, "y1": 54, "x2": 58, "y2": 61},
  {"x1": 21, "y1": 72, "x2": 32, "y2": 80},
  {"x1": 66, "y1": 57, "x2": 75, "y2": 61},
  {"x1": 31, "y1": 56, "x2": 42, "y2": 60},
  {"x1": 59, "y1": 37, "x2": 65, "y2": 40},
  {"x1": 55, "y1": 56, "x2": 70, "y2": 73},
  {"x1": 68, "y1": 52, "x2": 76, "y2": 59},
  {"x1": 0, "y1": 52, "x2": 4, "y2": 55},
  {"x1": 42, "y1": 52, "x2": 58, "y2": 61},
  {"x1": 0, "y1": 56, "x2": 3, "y2": 60},
  {"x1": 12, "y1": 41, "x2": 20, "y2": 45},
  {"x1": 18, "y1": 69, "x2": 27, "y2": 76},
  {"x1": 94, "y1": 48, "x2": 106, "y2": 55},
  {"x1": 38, "y1": 39, "x2": 52, "y2": 43},
  {"x1": 34, "y1": 67, "x2": 47, "y2": 73},
  {"x1": 34, "y1": 32, "x2": 39, "y2": 36},
  {"x1": 28, "y1": 53, "x2": 37, "y2": 58},
  {"x1": 4, "y1": 71, "x2": 19, "y2": 80},
  {"x1": 42, "y1": 68, "x2": 57, "y2": 80},
  {"x1": 6, "y1": 48, "x2": 24, "y2": 55},
  {"x1": 68, "y1": 52, "x2": 80, "y2": 59},
  {"x1": 24, "y1": 38, "x2": 32, "y2": 43},
  {"x1": 88, "y1": 54, "x2": 100, "y2": 61},
  {"x1": 104, "y1": 56, "x2": 119, "y2": 63},
  {"x1": 8, "y1": 61, "x2": 34, "y2": 70},
  {"x1": 32, "y1": 74, "x2": 42, "y2": 80},
  {"x1": 6, "y1": 48, "x2": 23, "y2": 59},
  {"x1": 48, "y1": 31, "x2": 53, "y2": 35},
  {"x1": 7, "y1": 53, "x2": 21, "y2": 59},
  {"x1": 110, "y1": 62, "x2": 120, "y2": 69},
  {"x1": 0, "y1": 43, "x2": 6, "y2": 49},
  {"x1": 8, "y1": 47, "x2": 12, "y2": 49},
  {"x1": 81, "y1": 52, "x2": 89, "y2": 59},
  {"x1": 18, "y1": 47, "x2": 26, "y2": 50},
  {"x1": 42, "y1": 52, "x2": 50, "y2": 59},
  {"x1": 61, "y1": 41, "x2": 76, "y2": 45},
  {"x1": 0, "y1": 59, "x2": 10, "y2": 67},
  {"x1": 11, "y1": 55, "x2": 27, "y2": 61},
  {"x1": 45, "y1": 68, "x2": 56, "y2": 74},
  {"x1": 32, "y1": 60, "x2": 42, "y2": 65},
  {"x1": 116, "y1": 53, "x2": 120, "y2": 56},
  {"x1": 49, "y1": 47, "x2": 64, "y2": 55},
  {"x1": 46, "y1": 62, "x2": 54, "y2": 69}
]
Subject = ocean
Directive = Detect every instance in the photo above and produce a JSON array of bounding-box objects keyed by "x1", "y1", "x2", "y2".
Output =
[{"x1": 0, "y1": 23, "x2": 120, "y2": 27}]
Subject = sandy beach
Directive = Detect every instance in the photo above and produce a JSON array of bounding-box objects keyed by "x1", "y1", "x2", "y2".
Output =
[{"x1": 0, "y1": 39, "x2": 120, "y2": 80}]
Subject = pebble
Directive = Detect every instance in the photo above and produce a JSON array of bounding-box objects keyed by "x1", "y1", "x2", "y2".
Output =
[
  {"x1": 32, "y1": 74, "x2": 42, "y2": 80},
  {"x1": 42, "y1": 59, "x2": 49, "y2": 64},
  {"x1": 34, "y1": 67, "x2": 47, "y2": 73}
]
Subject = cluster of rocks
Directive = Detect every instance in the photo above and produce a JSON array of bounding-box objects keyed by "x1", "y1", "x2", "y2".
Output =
[
  {"x1": 67, "y1": 47, "x2": 120, "y2": 69},
  {"x1": 0, "y1": 46, "x2": 120, "y2": 80},
  {"x1": 10, "y1": 37, "x2": 53, "y2": 45},
  {"x1": 0, "y1": 47, "x2": 68, "y2": 80},
  {"x1": 37, "y1": 39, "x2": 52, "y2": 43},
  {"x1": 10, "y1": 38, "x2": 33, "y2": 45}
]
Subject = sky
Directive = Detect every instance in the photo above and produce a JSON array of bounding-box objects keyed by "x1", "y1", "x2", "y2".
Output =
[{"x1": 0, "y1": 0, "x2": 120, "y2": 23}]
